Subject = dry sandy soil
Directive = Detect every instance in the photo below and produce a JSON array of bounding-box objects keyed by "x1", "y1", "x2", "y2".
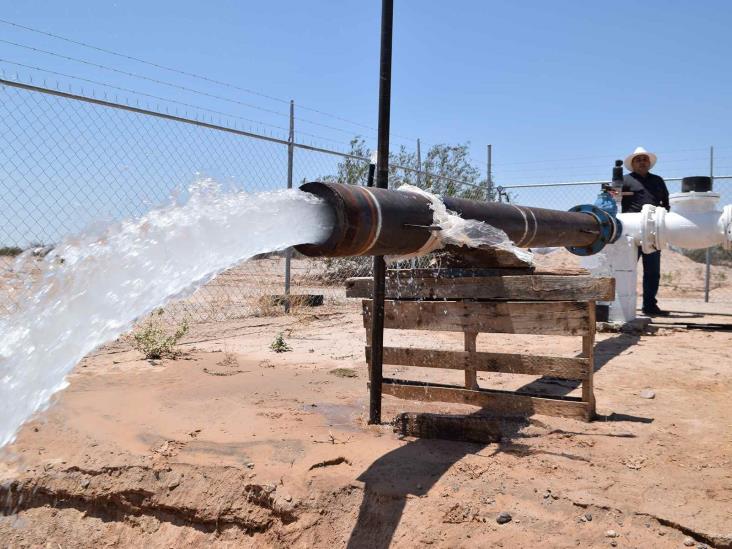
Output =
[{"x1": 1, "y1": 251, "x2": 731, "y2": 548}]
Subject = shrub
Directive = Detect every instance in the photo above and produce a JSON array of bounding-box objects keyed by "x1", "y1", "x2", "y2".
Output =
[
  {"x1": 680, "y1": 246, "x2": 732, "y2": 267},
  {"x1": 309, "y1": 255, "x2": 439, "y2": 285},
  {"x1": 0, "y1": 246, "x2": 23, "y2": 257},
  {"x1": 270, "y1": 333, "x2": 291, "y2": 353},
  {"x1": 131, "y1": 309, "x2": 189, "y2": 360},
  {"x1": 319, "y1": 257, "x2": 373, "y2": 283}
]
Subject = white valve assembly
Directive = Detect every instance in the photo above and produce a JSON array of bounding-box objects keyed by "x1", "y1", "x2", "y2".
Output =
[
  {"x1": 618, "y1": 182, "x2": 732, "y2": 253},
  {"x1": 585, "y1": 176, "x2": 732, "y2": 323}
]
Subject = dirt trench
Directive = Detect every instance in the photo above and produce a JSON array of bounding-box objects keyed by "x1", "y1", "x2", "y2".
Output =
[{"x1": 1, "y1": 462, "x2": 328, "y2": 547}]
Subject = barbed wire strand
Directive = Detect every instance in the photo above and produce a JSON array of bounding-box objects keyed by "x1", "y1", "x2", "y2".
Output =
[
  {"x1": 493, "y1": 147, "x2": 712, "y2": 168},
  {"x1": 495, "y1": 156, "x2": 718, "y2": 177},
  {"x1": 0, "y1": 59, "x2": 367, "y2": 150},
  {"x1": 0, "y1": 38, "x2": 416, "y2": 147},
  {"x1": 0, "y1": 17, "x2": 418, "y2": 143}
]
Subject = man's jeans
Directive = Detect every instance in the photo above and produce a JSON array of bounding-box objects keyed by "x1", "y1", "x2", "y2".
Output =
[{"x1": 638, "y1": 249, "x2": 661, "y2": 310}]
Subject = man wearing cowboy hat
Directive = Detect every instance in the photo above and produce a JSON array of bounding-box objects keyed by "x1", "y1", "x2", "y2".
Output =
[{"x1": 622, "y1": 146, "x2": 670, "y2": 317}]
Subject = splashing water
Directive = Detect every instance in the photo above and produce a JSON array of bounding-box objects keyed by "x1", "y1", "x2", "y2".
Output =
[
  {"x1": 0, "y1": 181, "x2": 333, "y2": 448},
  {"x1": 393, "y1": 184, "x2": 534, "y2": 264}
]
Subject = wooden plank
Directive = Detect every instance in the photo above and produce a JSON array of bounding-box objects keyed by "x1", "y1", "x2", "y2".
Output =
[
  {"x1": 347, "y1": 275, "x2": 614, "y2": 301},
  {"x1": 533, "y1": 267, "x2": 590, "y2": 276},
  {"x1": 386, "y1": 268, "x2": 534, "y2": 278},
  {"x1": 582, "y1": 301, "x2": 596, "y2": 418},
  {"x1": 381, "y1": 379, "x2": 591, "y2": 421},
  {"x1": 362, "y1": 300, "x2": 591, "y2": 336},
  {"x1": 366, "y1": 346, "x2": 590, "y2": 380},
  {"x1": 464, "y1": 332, "x2": 478, "y2": 389},
  {"x1": 383, "y1": 267, "x2": 589, "y2": 278},
  {"x1": 392, "y1": 412, "x2": 501, "y2": 443}
]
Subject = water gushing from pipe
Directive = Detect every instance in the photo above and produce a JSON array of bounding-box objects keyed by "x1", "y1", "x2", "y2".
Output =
[{"x1": 0, "y1": 180, "x2": 334, "y2": 448}]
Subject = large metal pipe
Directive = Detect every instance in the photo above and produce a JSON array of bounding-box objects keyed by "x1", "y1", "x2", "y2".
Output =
[{"x1": 295, "y1": 181, "x2": 620, "y2": 257}]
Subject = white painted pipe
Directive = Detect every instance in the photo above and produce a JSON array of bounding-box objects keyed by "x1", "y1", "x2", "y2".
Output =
[
  {"x1": 617, "y1": 191, "x2": 732, "y2": 253},
  {"x1": 585, "y1": 191, "x2": 732, "y2": 323}
]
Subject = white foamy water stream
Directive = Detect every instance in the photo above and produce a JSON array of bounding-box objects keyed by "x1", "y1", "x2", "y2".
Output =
[{"x1": 0, "y1": 181, "x2": 333, "y2": 448}]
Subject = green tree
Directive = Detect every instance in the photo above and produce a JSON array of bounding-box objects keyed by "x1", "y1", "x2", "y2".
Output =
[
  {"x1": 321, "y1": 137, "x2": 372, "y2": 186},
  {"x1": 321, "y1": 137, "x2": 496, "y2": 201},
  {"x1": 422, "y1": 142, "x2": 495, "y2": 200},
  {"x1": 388, "y1": 144, "x2": 418, "y2": 188}
]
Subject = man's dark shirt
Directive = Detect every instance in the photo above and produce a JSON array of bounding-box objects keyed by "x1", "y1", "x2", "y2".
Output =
[{"x1": 621, "y1": 172, "x2": 670, "y2": 213}]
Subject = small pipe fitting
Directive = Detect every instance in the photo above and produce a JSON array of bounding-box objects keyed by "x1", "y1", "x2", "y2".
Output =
[{"x1": 565, "y1": 204, "x2": 623, "y2": 256}]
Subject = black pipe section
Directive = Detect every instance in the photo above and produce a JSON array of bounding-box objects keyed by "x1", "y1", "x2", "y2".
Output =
[
  {"x1": 612, "y1": 159, "x2": 624, "y2": 184},
  {"x1": 681, "y1": 176, "x2": 713, "y2": 193},
  {"x1": 442, "y1": 195, "x2": 601, "y2": 248},
  {"x1": 367, "y1": 162, "x2": 376, "y2": 188},
  {"x1": 369, "y1": 0, "x2": 393, "y2": 426},
  {"x1": 295, "y1": 182, "x2": 616, "y2": 258}
]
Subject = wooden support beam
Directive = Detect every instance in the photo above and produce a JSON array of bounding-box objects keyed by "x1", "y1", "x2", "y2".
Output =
[
  {"x1": 347, "y1": 275, "x2": 614, "y2": 301},
  {"x1": 392, "y1": 412, "x2": 501, "y2": 443},
  {"x1": 582, "y1": 301, "x2": 597, "y2": 418},
  {"x1": 381, "y1": 379, "x2": 592, "y2": 421},
  {"x1": 363, "y1": 299, "x2": 591, "y2": 336},
  {"x1": 464, "y1": 332, "x2": 478, "y2": 389},
  {"x1": 366, "y1": 346, "x2": 590, "y2": 380}
]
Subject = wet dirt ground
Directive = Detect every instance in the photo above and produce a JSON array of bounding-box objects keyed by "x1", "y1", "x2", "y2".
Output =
[{"x1": 1, "y1": 295, "x2": 731, "y2": 548}]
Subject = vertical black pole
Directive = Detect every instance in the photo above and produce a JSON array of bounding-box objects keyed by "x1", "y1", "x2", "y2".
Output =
[
  {"x1": 367, "y1": 163, "x2": 376, "y2": 187},
  {"x1": 369, "y1": 0, "x2": 393, "y2": 425},
  {"x1": 284, "y1": 100, "x2": 295, "y2": 313}
]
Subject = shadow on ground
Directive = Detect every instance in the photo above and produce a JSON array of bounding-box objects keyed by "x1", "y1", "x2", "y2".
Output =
[
  {"x1": 515, "y1": 333, "x2": 640, "y2": 397},
  {"x1": 347, "y1": 333, "x2": 655, "y2": 547},
  {"x1": 347, "y1": 414, "x2": 591, "y2": 548}
]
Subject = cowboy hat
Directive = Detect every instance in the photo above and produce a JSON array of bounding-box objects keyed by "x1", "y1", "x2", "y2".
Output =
[{"x1": 624, "y1": 146, "x2": 657, "y2": 171}]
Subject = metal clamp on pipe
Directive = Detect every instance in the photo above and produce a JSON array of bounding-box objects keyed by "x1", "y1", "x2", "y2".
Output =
[{"x1": 565, "y1": 204, "x2": 623, "y2": 256}]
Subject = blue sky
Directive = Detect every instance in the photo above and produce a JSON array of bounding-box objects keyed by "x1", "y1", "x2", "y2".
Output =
[{"x1": 2, "y1": 1, "x2": 732, "y2": 243}]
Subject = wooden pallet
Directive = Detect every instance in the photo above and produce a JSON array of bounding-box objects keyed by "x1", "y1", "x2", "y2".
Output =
[{"x1": 349, "y1": 271, "x2": 614, "y2": 422}]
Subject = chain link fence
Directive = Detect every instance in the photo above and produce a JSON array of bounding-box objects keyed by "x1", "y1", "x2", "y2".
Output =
[
  {"x1": 0, "y1": 78, "x2": 491, "y2": 323},
  {"x1": 3, "y1": 77, "x2": 730, "y2": 325}
]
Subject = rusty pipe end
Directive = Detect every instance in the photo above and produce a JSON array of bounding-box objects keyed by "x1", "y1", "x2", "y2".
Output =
[{"x1": 295, "y1": 182, "x2": 434, "y2": 257}]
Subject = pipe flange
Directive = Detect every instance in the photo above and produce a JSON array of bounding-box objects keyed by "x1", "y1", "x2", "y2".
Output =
[
  {"x1": 654, "y1": 205, "x2": 667, "y2": 251},
  {"x1": 640, "y1": 204, "x2": 657, "y2": 254},
  {"x1": 565, "y1": 204, "x2": 620, "y2": 256},
  {"x1": 723, "y1": 204, "x2": 732, "y2": 251}
]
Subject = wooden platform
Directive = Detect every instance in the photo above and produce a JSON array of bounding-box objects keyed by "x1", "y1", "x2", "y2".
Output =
[
  {"x1": 350, "y1": 269, "x2": 613, "y2": 422},
  {"x1": 347, "y1": 273, "x2": 613, "y2": 302}
]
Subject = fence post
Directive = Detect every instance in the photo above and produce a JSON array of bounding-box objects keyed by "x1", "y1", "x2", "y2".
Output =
[
  {"x1": 705, "y1": 145, "x2": 714, "y2": 303},
  {"x1": 416, "y1": 138, "x2": 422, "y2": 187},
  {"x1": 487, "y1": 143, "x2": 492, "y2": 200},
  {"x1": 411, "y1": 139, "x2": 421, "y2": 269},
  {"x1": 284, "y1": 100, "x2": 295, "y2": 312}
]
